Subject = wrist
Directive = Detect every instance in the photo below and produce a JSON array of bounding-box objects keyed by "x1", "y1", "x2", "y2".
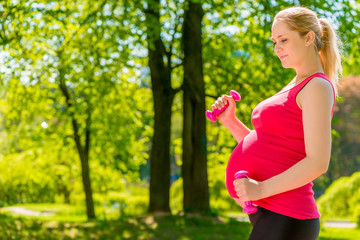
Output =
[
  {"x1": 221, "y1": 115, "x2": 238, "y2": 128},
  {"x1": 258, "y1": 181, "x2": 269, "y2": 199}
]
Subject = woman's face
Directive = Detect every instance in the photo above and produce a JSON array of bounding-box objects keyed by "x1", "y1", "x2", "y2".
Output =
[{"x1": 271, "y1": 19, "x2": 309, "y2": 69}]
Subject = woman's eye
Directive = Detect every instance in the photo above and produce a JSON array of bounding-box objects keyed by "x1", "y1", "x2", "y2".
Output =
[{"x1": 272, "y1": 39, "x2": 287, "y2": 46}]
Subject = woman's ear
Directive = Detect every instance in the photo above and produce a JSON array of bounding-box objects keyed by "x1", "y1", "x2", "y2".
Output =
[{"x1": 305, "y1": 31, "x2": 315, "y2": 46}]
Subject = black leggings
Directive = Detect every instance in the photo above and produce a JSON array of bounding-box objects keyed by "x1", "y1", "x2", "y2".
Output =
[{"x1": 248, "y1": 207, "x2": 320, "y2": 240}]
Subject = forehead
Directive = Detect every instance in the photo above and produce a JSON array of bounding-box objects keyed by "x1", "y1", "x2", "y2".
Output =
[{"x1": 271, "y1": 19, "x2": 293, "y2": 39}]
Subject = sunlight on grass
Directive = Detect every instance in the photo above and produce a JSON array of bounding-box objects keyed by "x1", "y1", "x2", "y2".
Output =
[
  {"x1": 0, "y1": 213, "x2": 252, "y2": 239},
  {"x1": 0, "y1": 204, "x2": 359, "y2": 240},
  {"x1": 319, "y1": 227, "x2": 360, "y2": 240},
  {"x1": 144, "y1": 216, "x2": 158, "y2": 229},
  {"x1": 0, "y1": 203, "x2": 88, "y2": 222}
]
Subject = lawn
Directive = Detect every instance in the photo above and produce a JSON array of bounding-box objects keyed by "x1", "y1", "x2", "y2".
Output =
[
  {"x1": 0, "y1": 204, "x2": 359, "y2": 239},
  {"x1": 0, "y1": 213, "x2": 251, "y2": 240}
]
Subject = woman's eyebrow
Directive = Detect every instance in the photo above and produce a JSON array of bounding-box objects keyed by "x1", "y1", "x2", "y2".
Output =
[{"x1": 271, "y1": 34, "x2": 284, "y2": 40}]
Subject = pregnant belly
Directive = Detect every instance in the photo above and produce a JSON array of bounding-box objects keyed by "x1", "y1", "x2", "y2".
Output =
[{"x1": 225, "y1": 130, "x2": 305, "y2": 199}]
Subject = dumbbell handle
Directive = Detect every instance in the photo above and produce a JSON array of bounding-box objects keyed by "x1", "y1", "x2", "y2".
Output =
[
  {"x1": 206, "y1": 90, "x2": 241, "y2": 122},
  {"x1": 234, "y1": 171, "x2": 258, "y2": 214}
]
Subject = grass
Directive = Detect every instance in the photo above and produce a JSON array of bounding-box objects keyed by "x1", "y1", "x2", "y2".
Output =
[
  {"x1": 319, "y1": 227, "x2": 360, "y2": 240},
  {"x1": 0, "y1": 203, "x2": 88, "y2": 222},
  {"x1": 0, "y1": 213, "x2": 251, "y2": 240},
  {"x1": 0, "y1": 204, "x2": 360, "y2": 239},
  {"x1": 0, "y1": 202, "x2": 126, "y2": 222}
]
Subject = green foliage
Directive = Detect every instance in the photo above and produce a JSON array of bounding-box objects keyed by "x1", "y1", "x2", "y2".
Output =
[
  {"x1": 322, "y1": 76, "x2": 360, "y2": 186},
  {"x1": 170, "y1": 178, "x2": 183, "y2": 214},
  {"x1": 0, "y1": 0, "x2": 359, "y2": 216},
  {"x1": 318, "y1": 171, "x2": 360, "y2": 224},
  {"x1": 93, "y1": 191, "x2": 148, "y2": 217},
  {"x1": 170, "y1": 175, "x2": 241, "y2": 215},
  {"x1": 207, "y1": 150, "x2": 242, "y2": 214},
  {"x1": 317, "y1": 176, "x2": 351, "y2": 218},
  {"x1": 0, "y1": 151, "x2": 58, "y2": 206},
  {"x1": 0, "y1": 0, "x2": 153, "y2": 210},
  {"x1": 0, "y1": 146, "x2": 133, "y2": 207}
]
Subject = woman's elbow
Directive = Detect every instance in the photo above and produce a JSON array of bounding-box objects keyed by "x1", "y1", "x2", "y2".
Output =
[
  {"x1": 316, "y1": 156, "x2": 330, "y2": 175},
  {"x1": 319, "y1": 161, "x2": 329, "y2": 175},
  {"x1": 308, "y1": 154, "x2": 330, "y2": 175}
]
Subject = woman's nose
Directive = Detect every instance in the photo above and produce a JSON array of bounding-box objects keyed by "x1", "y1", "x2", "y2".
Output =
[{"x1": 274, "y1": 44, "x2": 283, "y2": 55}]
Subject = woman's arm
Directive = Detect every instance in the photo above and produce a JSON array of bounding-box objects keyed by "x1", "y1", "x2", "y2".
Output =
[
  {"x1": 212, "y1": 95, "x2": 251, "y2": 143},
  {"x1": 233, "y1": 77, "x2": 334, "y2": 201}
]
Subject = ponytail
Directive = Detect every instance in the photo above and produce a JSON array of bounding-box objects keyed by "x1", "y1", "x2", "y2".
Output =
[{"x1": 318, "y1": 18, "x2": 343, "y2": 95}]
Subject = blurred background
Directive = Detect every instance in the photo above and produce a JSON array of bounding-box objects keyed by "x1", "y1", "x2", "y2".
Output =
[{"x1": 0, "y1": 0, "x2": 359, "y2": 239}]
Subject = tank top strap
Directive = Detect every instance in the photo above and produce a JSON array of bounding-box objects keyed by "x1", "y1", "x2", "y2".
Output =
[
  {"x1": 292, "y1": 72, "x2": 330, "y2": 95},
  {"x1": 291, "y1": 72, "x2": 335, "y2": 116}
]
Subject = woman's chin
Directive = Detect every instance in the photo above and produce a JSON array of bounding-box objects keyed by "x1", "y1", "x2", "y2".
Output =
[{"x1": 281, "y1": 62, "x2": 291, "y2": 69}]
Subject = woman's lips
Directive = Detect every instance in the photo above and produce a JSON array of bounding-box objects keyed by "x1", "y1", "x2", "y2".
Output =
[{"x1": 279, "y1": 55, "x2": 288, "y2": 60}]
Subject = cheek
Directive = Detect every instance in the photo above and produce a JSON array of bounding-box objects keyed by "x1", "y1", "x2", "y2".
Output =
[
  {"x1": 288, "y1": 42, "x2": 306, "y2": 58},
  {"x1": 296, "y1": 45, "x2": 308, "y2": 59}
]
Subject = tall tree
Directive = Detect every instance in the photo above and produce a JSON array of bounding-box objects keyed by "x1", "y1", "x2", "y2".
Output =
[
  {"x1": 1, "y1": 0, "x2": 152, "y2": 219},
  {"x1": 145, "y1": 0, "x2": 181, "y2": 213},
  {"x1": 182, "y1": 0, "x2": 209, "y2": 213},
  {"x1": 57, "y1": 49, "x2": 96, "y2": 219}
]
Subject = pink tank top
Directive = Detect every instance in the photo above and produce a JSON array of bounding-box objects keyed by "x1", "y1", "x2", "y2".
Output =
[{"x1": 225, "y1": 73, "x2": 335, "y2": 219}]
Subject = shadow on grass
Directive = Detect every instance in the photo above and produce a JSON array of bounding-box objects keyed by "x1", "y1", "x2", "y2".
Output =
[
  {"x1": 3, "y1": 213, "x2": 358, "y2": 240},
  {"x1": 0, "y1": 213, "x2": 252, "y2": 240}
]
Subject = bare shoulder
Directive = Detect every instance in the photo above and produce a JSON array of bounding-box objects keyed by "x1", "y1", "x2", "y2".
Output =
[{"x1": 297, "y1": 77, "x2": 334, "y2": 109}]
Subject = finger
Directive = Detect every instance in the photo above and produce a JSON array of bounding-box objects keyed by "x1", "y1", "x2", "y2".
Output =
[
  {"x1": 236, "y1": 193, "x2": 250, "y2": 203},
  {"x1": 212, "y1": 93, "x2": 234, "y2": 110},
  {"x1": 213, "y1": 100, "x2": 221, "y2": 109},
  {"x1": 222, "y1": 95, "x2": 235, "y2": 108},
  {"x1": 220, "y1": 95, "x2": 231, "y2": 107},
  {"x1": 212, "y1": 98, "x2": 225, "y2": 110},
  {"x1": 211, "y1": 101, "x2": 218, "y2": 110},
  {"x1": 233, "y1": 178, "x2": 245, "y2": 186},
  {"x1": 217, "y1": 97, "x2": 225, "y2": 108},
  {"x1": 236, "y1": 192, "x2": 242, "y2": 198},
  {"x1": 234, "y1": 185, "x2": 243, "y2": 193}
]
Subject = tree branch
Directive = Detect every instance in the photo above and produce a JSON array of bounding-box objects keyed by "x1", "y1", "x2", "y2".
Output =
[
  {"x1": 205, "y1": 94, "x2": 218, "y2": 100},
  {"x1": 171, "y1": 62, "x2": 183, "y2": 70},
  {"x1": 172, "y1": 85, "x2": 183, "y2": 94},
  {"x1": 85, "y1": 98, "x2": 91, "y2": 157},
  {"x1": 57, "y1": 50, "x2": 84, "y2": 155},
  {"x1": 59, "y1": 0, "x2": 108, "y2": 52}
]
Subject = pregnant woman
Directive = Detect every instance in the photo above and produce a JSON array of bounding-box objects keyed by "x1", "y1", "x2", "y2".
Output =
[{"x1": 211, "y1": 6, "x2": 342, "y2": 240}]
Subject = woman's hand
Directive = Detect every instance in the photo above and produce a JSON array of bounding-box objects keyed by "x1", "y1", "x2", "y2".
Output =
[
  {"x1": 210, "y1": 92, "x2": 251, "y2": 143},
  {"x1": 211, "y1": 94, "x2": 236, "y2": 124},
  {"x1": 233, "y1": 177, "x2": 264, "y2": 204}
]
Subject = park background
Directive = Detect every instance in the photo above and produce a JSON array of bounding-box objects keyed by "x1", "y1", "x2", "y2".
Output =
[{"x1": 0, "y1": 0, "x2": 360, "y2": 239}]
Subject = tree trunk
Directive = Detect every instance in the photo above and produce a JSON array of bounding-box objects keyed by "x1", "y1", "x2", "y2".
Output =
[
  {"x1": 78, "y1": 146, "x2": 95, "y2": 219},
  {"x1": 181, "y1": 1, "x2": 210, "y2": 213},
  {"x1": 146, "y1": 0, "x2": 173, "y2": 213},
  {"x1": 63, "y1": 189, "x2": 71, "y2": 204},
  {"x1": 58, "y1": 58, "x2": 96, "y2": 220}
]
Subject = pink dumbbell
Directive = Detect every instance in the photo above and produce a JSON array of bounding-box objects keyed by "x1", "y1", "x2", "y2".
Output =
[
  {"x1": 234, "y1": 170, "x2": 258, "y2": 214},
  {"x1": 206, "y1": 90, "x2": 241, "y2": 122}
]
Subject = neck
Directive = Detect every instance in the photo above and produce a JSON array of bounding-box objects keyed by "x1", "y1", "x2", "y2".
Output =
[{"x1": 295, "y1": 50, "x2": 324, "y2": 82}]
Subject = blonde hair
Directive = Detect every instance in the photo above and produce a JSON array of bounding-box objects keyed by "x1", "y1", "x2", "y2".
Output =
[{"x1": 275, "y1": 6, "x2": 342, "y2": 95}]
